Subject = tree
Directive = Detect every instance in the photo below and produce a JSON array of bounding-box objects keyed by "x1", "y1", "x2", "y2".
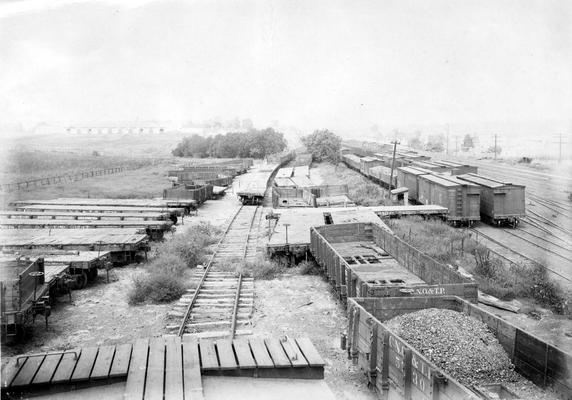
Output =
[
  {"x1": 408, "y1": 131, "x2": 423, "y2": 150},
  {"x1": 425, "y1": 134, "x2": 445, "y2": 153},
  {"x1": 172, "y1": 129, "x2": 287, "y2": 159},
  {"x1": 301, "y1": 129, "x2": 342, "y2": 163},
  {"x1": 172, "y1": 134, "x2": 210, "y2": 157},
  {"x1": 462, "y1": 134, "x2": 474, "y2": 151}
]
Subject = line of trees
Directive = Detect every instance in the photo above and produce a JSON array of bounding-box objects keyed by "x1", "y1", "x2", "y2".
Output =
[{"x1": 172, "y1": 128, "x2": 287, "y2": 159}]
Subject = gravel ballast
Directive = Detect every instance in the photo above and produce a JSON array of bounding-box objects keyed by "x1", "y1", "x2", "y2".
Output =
[{"x1": 385, "y1": 308, "x2": 519, "y2": 387}]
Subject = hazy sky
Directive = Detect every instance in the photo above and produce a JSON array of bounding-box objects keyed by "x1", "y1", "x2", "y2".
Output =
[{"x1": 0, "y1": 0, "x2": 570, "y2": 132}]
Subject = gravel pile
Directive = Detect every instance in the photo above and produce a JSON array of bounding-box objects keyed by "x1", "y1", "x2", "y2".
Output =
[{"x1": 386, "y1": 308, "x2": 519, "y2": 387}]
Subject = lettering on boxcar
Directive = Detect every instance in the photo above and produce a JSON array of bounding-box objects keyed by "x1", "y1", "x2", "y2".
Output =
[{"x1": 414, "y1": 287, "x2": 445, "y2": 296}]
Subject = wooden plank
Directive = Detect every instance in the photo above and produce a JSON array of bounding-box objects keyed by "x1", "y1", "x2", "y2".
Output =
[
  {"x1": 71, "y1": 346, "x2": 99, "y2": 382},
  {"x1": 90, "y1": 345, "x2": 116, "y2": 380},
  {"x1": 182, "y1": 336, "x2": 203, "y2": 400},
  {"x1": 232, "y1": 339, "x2": 257, "y2": 369},
  {"x1": 264, "y1": 338, "x2": 291, "y2": 368},
  {"x1": 144, "y1": 337, "x2": 165, "y2": 400},
  {"x1": 216, "y1": 340, "x2": 237, "y2": 370},
  {"x1": 51, "y1": 350, "x2": 81, "y2": 384},
  {"x1": 32, "y1": 353, "x2": 63, "y2": 385},
  {"x1": 11, "y1": 355, "x2": 45, "y2": 387},
  {"x1": 124, "y1": 338, "x2": 150, "y2": 400},
  {"x1": 1, "y1": 357, "x2": 24, "y2": 388},
  {"x1": 109, "y1": 343, "x2": 132, "y2": 378},
  {"x1": 164, "y1": 336, "x2": 183, "y2": 400},
  {"x1": 295, "y1": 338, "x2": 325, "y2": 367},
  {"x1": 199, "y1": 340, "x2": 219, "y2": 371},
  {"x1": 248, "y1": 338, "x2": 274, "y2": 368},
  {"x1": 280, "y1": 337, "x2": 309, "y2": 368}
]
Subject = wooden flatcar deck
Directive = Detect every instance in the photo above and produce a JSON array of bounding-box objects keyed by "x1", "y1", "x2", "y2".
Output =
[
  {"x1": 1, "y1": 336, "x2": 325, "y2": 399},
  {"x1": 15, "y1": 204, "x2": 186, "y2": 216},
  {"x1": 0, "y1": 229, "x2": 148, "y2": 251},
  {"x1": 0, "y1": 210, "x2": 170, "y2": 221},
  {"x1": 11, "y1": 198, "x2": 196, "y2": 209},
  {"x1": 0, "y1": 219, "x2": 173, "y2": 230}
]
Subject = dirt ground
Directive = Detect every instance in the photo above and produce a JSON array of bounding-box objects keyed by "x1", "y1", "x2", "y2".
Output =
[
  {"x1": 251, "y1": 274, "x2": 376, "y2": 400},
  {"x1": 2, "y1": 267, "x2": 170, "y2": 358}
]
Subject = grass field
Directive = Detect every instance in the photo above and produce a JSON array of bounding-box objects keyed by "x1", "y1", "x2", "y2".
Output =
[{"x1": 1, "y1": 163, "x2": 175, "y2": 207}]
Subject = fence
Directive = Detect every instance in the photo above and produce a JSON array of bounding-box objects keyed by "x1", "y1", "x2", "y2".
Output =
[
  {"x1": 372, "y1": 224, "x2": 471, "y2": 285},
  {"x1": 0, "y1": 166, "x2": 139, "y2": 193}
]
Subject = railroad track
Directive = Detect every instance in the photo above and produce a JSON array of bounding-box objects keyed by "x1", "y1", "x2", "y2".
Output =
[
  {"x1": 166, "y1": 204, "x2": 262, "y2": 339},
  {"x1": 470, "y1": 227, "x2": 572, "y2": 284}
]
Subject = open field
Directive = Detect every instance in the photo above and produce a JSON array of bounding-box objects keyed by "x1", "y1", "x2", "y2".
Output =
[{"x1": 0, "y1": 164, "x2": 175, "y2": 208}]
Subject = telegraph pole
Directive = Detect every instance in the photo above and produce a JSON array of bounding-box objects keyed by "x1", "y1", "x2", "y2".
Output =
[
  {"x1": 446, "y1": 124, "x2": 450, "y2": 155},
  {"x1": 388, "y1": 140, "x2": 400, "y2": 196}
]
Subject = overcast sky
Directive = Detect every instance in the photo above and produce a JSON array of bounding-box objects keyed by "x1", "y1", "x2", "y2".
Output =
[{"x1": 0, "y1": 0, "x2": 570, "y2": 133}]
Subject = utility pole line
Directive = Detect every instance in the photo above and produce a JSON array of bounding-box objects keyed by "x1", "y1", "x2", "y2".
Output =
[
  {"x1": 446, "y1": 124, "x2": 450, "y2": 155},
  {"x1": 553, "y1": 133, "x2": 569, "y2": 163},
  {"x1": 388, "y1": 140, "x2": 400, "y2": 198}
]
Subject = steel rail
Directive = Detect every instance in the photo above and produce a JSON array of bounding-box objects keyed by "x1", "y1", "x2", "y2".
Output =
[
  {"x1": 470, "y1": 228, "x2": 572, "y2": 283},
  {"x1": 177, "y1": 204, "x2": 245, "y2": 337}
]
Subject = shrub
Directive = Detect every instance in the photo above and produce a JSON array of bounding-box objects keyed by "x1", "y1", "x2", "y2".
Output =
[
  {"x1": 157, "y1": 222, "x2": 220, "y2": 268},
  {"x1": 528, "y1": 265, "x2": 568, "y2": 314},
  {"x1": 235, "y1": 257, "x2": 283, "y2": 280},
  {"x1": 298, "y1": 260, "x2": 321, "y2": 275},
  {"x1": 128, "y1": 271, "x2": 187, "y2": 305}
]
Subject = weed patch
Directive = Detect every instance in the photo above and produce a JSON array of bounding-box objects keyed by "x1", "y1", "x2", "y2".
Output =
[
  {"x1": 128, "y1": 222, "x2": 219, "y2": 304},
  {"x1": 128, "y1": 271, "x2": 187, "y2": 305}
]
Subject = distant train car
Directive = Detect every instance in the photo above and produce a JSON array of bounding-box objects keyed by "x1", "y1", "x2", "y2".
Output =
[
  {"x1": 396, "y1": 166, "x2": 432, "y2": 202},
  {"x1": 369, "y1": 165, "x2": 397, "y2": 188},
  {"x1": 433, "y1": 160, "x2": 478, "y2": 175},
  {"x1": 418, "y1": 174, "x2": 481, "y2": 225},
  {"x1": 342, "y1": 154, "x2": 362, "y2": 171},
  {"x1": 411, "y1": 161, "x2": 454, "y2": 174},
  {"x1": 359, "y1": 156, "x2": 384, "y2": 176},
  {"x1": 457, "y1": 173, "x2": 525, "y2": 226}
]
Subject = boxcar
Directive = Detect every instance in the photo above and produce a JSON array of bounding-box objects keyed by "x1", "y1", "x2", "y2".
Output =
[
  {"x1": 310, "y1": 223, "x2": 478, "y2": 302},
  {"x1": 368, "y1": 165, "x2": 397, "y2": 188},
  {"x1": 347, "y1": 296, "x2": 572, "y2": 400},
  {"x1": 458, "y1": 173, "x2": 525, "y2": 226},
  {"x1": 411, "y1": 161, "x2": 454, "y2": 174},
  {"x1": 433, "y1": 160, "x2": 478, "y2": 175},
  {"x1": 418, "y1": 174, "x2": 481, "y2": 224},
  {"x1": 396, "y1": 166, "x2": 432, "y2": 203},
  {"x1": 342, "y1": 154, "x2": 362, "y2": 171},
  {"x1": 359, "y1": 156, "x2": 384, "y2": 176}
]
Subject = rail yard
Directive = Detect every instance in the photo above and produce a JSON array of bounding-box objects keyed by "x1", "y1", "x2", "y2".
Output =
[{"x1": 0, "y1": 147, "x2": 570, "y2": 400}]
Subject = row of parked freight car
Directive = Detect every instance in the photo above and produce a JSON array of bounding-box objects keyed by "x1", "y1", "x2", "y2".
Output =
[
  {"x1": 309, "y1": 221, "x2": 570, "y2": 399},
  {"x1": 341, "y1": 149, "x2": 526, "y2": 226}
]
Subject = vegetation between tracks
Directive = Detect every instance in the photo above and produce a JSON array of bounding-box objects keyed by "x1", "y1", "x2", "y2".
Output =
[
  {"x1": 128, "y1": 222, "x2": 221, "y2": 305},
  {"x1": 313, "y1": 162, "x2": 391, "y2": 206},
  {"x1": 387, "y1": 217, "x2": 569, "y2": 314}
]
